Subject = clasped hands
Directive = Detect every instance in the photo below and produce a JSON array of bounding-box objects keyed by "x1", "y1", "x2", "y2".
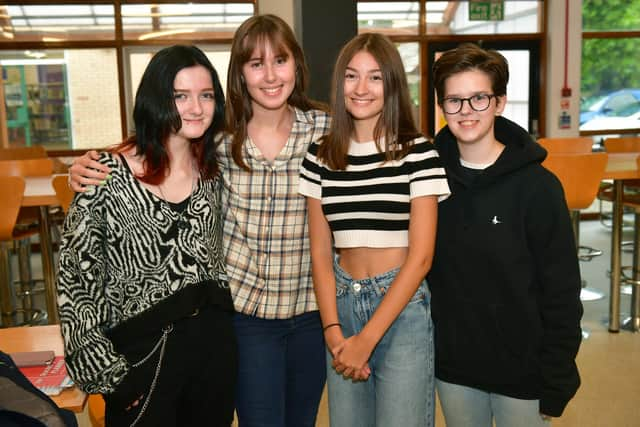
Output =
[{"x1": 328, "y1": 334, "x2": 373, "y2": 382}]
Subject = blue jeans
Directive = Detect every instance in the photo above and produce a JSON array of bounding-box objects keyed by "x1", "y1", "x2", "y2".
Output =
[
  {"x1": 436, "y1": 379, "x2": 551, "y2": 427},
  {"x1": 233, "y1": 311, "x2": 326, "y2": 427},
  {"x1": 327, "y1": 260, "x2": 435, "y2": 427}
]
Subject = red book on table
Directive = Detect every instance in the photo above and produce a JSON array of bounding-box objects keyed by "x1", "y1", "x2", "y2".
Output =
[{"x1": 18, "y1": 355, "x2": 73, "y2": 395}]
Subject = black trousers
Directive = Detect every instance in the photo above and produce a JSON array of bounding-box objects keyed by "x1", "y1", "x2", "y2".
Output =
[{"x1": 103, "y1": 305, "x2": 237, "y2": 427}]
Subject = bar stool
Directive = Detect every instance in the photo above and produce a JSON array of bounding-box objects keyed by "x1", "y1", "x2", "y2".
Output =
[
  {"x1": 598, "y1": 137, "x2": 640, "y2": 296},
  {"x1": 0, "y1": 158, "x2": 54, "y2": 325},
  {"x1": 618, "y1": 157, "x2": 640, "y2": 331},
  {"x1": 538, "y1": 138, "x2": 605, "y2": 301},
  {"x1": 542, "y1": 152, "x2": 609, "y2": 310},
  {"x1": 0, "y1": 176, "x2": 26, "y2": 327}
]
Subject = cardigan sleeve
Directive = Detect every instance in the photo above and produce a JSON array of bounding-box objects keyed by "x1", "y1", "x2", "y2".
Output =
[
  {"x1": 526, "y1": 169, "x2": 583, "y2": 417},
  {"x1": 56, "y1": 159, "x2": 129, "y2": 394}
]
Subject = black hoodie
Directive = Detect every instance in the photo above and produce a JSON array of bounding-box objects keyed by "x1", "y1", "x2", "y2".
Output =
[{"x1": 428, "y1": 116, "x2": 582, "y2": 417}]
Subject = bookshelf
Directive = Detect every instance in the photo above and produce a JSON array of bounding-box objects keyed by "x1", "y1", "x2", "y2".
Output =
[{"x1": 2, "y1": 64, "x2": 71, "y2": 149}]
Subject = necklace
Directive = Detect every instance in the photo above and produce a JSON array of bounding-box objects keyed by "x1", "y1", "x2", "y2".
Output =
[{"x1": 157, "y1": 160, "x2": 197, "y2": 230}]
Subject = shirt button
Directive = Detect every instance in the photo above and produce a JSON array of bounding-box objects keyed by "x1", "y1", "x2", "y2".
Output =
[{"x1": 352, "y1": 283, "x2": 361, "y2": 292}]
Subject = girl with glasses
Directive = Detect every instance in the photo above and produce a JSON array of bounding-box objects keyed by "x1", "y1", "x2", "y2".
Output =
[{"x1": 428, "y1": 42, "x2": 582, "y2": 427}]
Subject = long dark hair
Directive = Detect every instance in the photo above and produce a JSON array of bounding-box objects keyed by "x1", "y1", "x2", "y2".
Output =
[
  {"x1": 114, "y1": 45, "x2": 225, "y2": 184},
  {"x1": 317, "y1": 33, "x2": 421, "y2": 170},
  {"x1": 225, "y1": 14, "x2": 326, "y2": 171}
]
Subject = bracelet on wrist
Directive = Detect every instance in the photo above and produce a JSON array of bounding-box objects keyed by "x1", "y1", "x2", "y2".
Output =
[{"x1": 323, "y1": 322, "x2": 341, "y2": 332}]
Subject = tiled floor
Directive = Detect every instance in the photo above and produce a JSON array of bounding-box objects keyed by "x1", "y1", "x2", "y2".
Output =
[{"x1": 5, "y1": 219, "x2": 639, "y2": 426}]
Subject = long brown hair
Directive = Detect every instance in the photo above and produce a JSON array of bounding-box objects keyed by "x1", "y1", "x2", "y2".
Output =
[
  {"x1": 112, "y1": 45, "x2": 225, "y2": 184},
  {"x1": 317, "y1": 33, "x2": 421, "y2": 170},
  {"x1": 225, "y1": 14, "x2": 326, "y2": 171}
]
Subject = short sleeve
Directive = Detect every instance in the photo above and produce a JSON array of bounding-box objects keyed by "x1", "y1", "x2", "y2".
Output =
[
  {"x1": 299, "y1": 141, "x2": 323, "y2": 200},
  {"x1": 407, "y1": 138, "x2": 450, "y2": 202}
]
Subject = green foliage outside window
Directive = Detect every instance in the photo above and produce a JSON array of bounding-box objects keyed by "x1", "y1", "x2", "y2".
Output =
[{"x1": 581, "y1": 0, "x2": 640, "y2": 98}]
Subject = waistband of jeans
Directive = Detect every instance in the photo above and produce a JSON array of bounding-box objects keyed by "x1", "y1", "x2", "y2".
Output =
[{"x1": 333, "y1": 257, "x2": 401, "y2": 292}]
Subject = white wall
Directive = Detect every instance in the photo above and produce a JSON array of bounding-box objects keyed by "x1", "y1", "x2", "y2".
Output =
[{"x1": 545, "y1": 0, "x2": 582, "y2": 137}]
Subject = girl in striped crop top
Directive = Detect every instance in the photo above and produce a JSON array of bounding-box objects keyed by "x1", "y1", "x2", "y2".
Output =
[{"x1": 299, "y1": 33, "x2": 450, "y2": 427}]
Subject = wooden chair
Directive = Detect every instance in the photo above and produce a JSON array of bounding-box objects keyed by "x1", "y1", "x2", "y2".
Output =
[
  {"x1": 0, "y1": 176, "x2": 26, "y2": 327},
  {"x1": 603, "y1": 136, "x2": 640, "y2": 153},
  {"x1": 542, "y1": 152, "x2": 609, "y2": 304},
  {"x1": 88, "y1": 394, "x2": 105, "y2": 427},
  {"x1": 0, "y1": 158, "x2": 54, "y2": 325},
  {"x1": 538, "y1": 137, "x2": 593, "y2": 153},
  {"x1": 0, "y1": 158, "x2": 54, "y2": 177},
  {"x1": 0, "y1": 146, "x2": 47, "y2": 160},
  {"x1": 52, "y1": 175, "x2": 74, "y2": 213}
]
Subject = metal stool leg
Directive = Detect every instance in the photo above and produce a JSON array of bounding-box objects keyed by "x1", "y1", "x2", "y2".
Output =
[
  {"x1": 0, "y1": 242, "x2": 16, "y2": 327},
  {"x1": 622, "y1": 212, "x2": 640, "y2": 332},
  {"x1": 13, "y1": 238, "x2": 45, "y2": 326},
  {"x1": 573, "y1": 211, "x2": 605, "y2": 301}
]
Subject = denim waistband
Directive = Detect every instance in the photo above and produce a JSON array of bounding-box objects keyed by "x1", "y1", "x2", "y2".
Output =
[{"x1": 333, "y1": 257, "x2": 402, "y2": 297}]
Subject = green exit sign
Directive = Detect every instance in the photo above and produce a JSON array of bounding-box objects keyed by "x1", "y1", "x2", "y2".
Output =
[{"x1": 469, "y1": 0, "x2": 504, "y2": 21}]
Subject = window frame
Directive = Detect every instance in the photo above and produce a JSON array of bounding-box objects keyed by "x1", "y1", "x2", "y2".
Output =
[
  {"x1": 580, "y1": 28, "x2": 640, "y2": 137},
  {"x1": 0, "y1": 0, "x2": 255, "y2": 153}
]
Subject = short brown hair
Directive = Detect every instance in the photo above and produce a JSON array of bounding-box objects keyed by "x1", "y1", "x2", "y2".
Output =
[{"x1": 432, "y1": 43, "x2": 509, "y2": 105}]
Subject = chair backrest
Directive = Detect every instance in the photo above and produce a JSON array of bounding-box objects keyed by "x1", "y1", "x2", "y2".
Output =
[
  {"x1": 0, "y1": 146, "x2": 47, "y2": 161},
  {"x1": 0, "y1": 176, "x2": 25, "y2": 241},
  {"x1": 603, "y1": 137, "x2": 640, "y2": 153},
  {"x1": 0, "y1": 158, "x2": 54, "y2": 177},
  {"x1": 52, "y1": 175, "x2": 74, "y2": 213},
  {"x1": 542, "y1": 152, "x2": 609, "y2": 210},
  {"x1": 537, "y1": 137, "x2": 593, "y2": 153}
]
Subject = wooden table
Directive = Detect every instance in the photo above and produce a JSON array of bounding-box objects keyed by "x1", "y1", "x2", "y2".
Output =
[
  {"x1": 0, "y1": 324, "x2": 87, "y2": 412},
  {"x1": 603, "y1": 153, "x2": 640, "y2": 332},
  {"x1": 23, "y1": 176, "x2": 62, "y2": 324}
]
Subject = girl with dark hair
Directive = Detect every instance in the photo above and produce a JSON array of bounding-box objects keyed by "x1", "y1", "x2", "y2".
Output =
[
  {"x1": 57, "y1": 45, "x2": 236, "y2": 427},
  {"x1": 299, "y1": 33, "x2": 450, "y2": 427},
  {"x1": 428, "y1": 43, "x2": 582, "y2": 427},
  {"x1": 68, "y1": 15, "x2": 330, "y2": 427}
]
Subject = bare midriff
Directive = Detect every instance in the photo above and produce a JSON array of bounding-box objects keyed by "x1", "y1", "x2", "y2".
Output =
[{"x1": 338, "y1": 247, "x2": 408, "y2": 280}]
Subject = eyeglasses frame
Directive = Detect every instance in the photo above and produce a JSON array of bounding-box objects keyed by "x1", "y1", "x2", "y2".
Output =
[{"x1": 440, "y1": 94, "x2": 498, "y2": 114}]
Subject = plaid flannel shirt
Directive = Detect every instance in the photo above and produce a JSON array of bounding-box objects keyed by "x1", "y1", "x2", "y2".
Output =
[{"x1": 219, "y1": 107, "x2": 331, "y2": 319}]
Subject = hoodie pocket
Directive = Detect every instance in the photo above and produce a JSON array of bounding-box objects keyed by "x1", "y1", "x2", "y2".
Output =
[{"x1": 435, "y1": 298, "x2": 536, "y2": 382}]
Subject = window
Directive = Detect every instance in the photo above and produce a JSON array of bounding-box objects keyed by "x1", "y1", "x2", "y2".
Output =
[
  {"x1": 580, "y1": 0, "x2": 640, "y2": 135},
  {"x1": 357, "y1": 0, "x2": 544, "y2": 137},
  {"x1": 0, "y1": 1, "x2": 254, "y2": 150}
]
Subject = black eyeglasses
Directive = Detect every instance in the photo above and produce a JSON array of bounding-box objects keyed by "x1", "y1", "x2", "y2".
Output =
[{"x1": 441, "y1": 94, "x2": 497, "y2": 114}]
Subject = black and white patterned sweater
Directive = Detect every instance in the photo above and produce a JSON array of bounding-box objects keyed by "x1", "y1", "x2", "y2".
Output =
[{"x1": 56, "y1": 152, "x2": 228, "y2": 394}]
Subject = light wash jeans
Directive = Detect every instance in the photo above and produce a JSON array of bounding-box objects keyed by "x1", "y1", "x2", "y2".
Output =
[
  {"x1": 327, "y1": 259, "x2": 435, "y2": 427},
  {"x1": 436, "y1": 379, "x2": 552, "y2": 427}
]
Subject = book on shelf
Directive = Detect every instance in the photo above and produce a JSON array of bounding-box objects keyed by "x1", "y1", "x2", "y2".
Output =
[{"x1": 13, "y1": 354, "x2": 74, "y2": 396}]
